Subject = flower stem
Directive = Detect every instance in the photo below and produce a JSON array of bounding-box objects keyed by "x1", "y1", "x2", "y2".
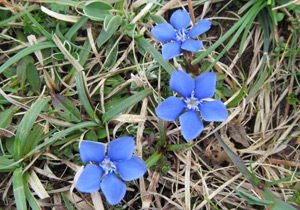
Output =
[{"x1": 183, "y1": 50, "x2": 200, "y2": 75}]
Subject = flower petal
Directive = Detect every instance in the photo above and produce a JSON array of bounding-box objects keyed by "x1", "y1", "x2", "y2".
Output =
[
  {"x1": 108, "y1": 136, "x2": 134, "y2": 161},
  {"x1": 100, "y1": 173, "x2": 126, "y2": 205},
  {"x1": 179, "y1": 110, "x2": 203, "y2": 141},
  {"x1": 155, "y1": 96, "x2": 185, "y2": 121},
  {"x1": 187, "y1": 19, "x2": 211, "y2": 38},
  {"x1": 79, "y1": 141, "x2": 106, "y2": 163},
  {"x1": 194, "y1": 72, "x2": 216, "y2": 100},
  {"x1": 170, "y1": 70, "x2": 194, "y2": 98},
  {"x1": 181, "y1": 39, "x2": 203, "y2": 52},
  {"x1": 199, "y1": 100, "x2": 228, "y2": 122},
  {"x1": 170, "y1": 9, "x2": 191, "y2": 30},
  {"x1": 117, "y1": 156, "x2": 147, "y2": 181},
  {"x1": 151, "y1": 23, "x2": 176, "y2": 43},
  {"x1": 162, "y1": 41, "x2": 181, "y2": 60},
  {"x1": 76, "y1": 164, "x2": 102, "y2": 193}
]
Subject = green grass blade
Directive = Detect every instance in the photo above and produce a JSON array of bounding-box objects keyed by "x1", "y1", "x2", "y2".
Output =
[
  {"x1": 0, "y1": 42, "x2": 56, "y2": 74},
  {"x1": 24, "y1": 183, "x2": 42, "y2": 210},
  {"x1": 192, "y1": 1, "x2": 265, "y2": 65},
  {"x1": 23, "y1": 8, "x2": 53, "y2": 41},
  {"x1": 13, "y1": 167, "x2": 27, "y2": 210},
  {"x1": 24, "y1": 121, "x2": 98, "y2": 159},
  {"x1": 102, "y1": 88, "x2": 152, "y2": 123},
  {"x1": 61, "y1": 193, "x2": 74, "y2": 210},
  {"x1": 204, "y1": 2, "x2": 266, "y2": 71},
  {"x1": 76, "y1": 72, "x2": 101, "y2": 122},
  {"x1": 65, "y1": 16, "x2": 89, "y2": 40},
  {"x1": 14, "y1": 97, "x2": 50, "y2": 160},
  {"x1": 0, "y1": 156, "x2": 18, "y2": 172},
  {"x1": 0, "y1": 5, "x2": 39, "y2": 27},
  {"x1": 136, "y1": 37, "x2": 173, "y2": 75}
]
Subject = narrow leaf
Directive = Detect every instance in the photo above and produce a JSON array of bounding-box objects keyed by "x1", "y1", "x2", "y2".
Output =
[
  {"x1": 51, "y1": 94, "x2": 81, "y2": 123},
  {"x1": 236, "y1": 189, "x2": 274, "y2": 205},
  {"x1": 136, "y1": 37, "x2": 173, "y2": 75},
  {"x1": 0, "y1": 156, "x2": 18, "y2": 172},
  {"x1": 15, "y1": 97, "x2": 50, "y2": 160},
  {"x1": 0, "y1": 42, "x2": 56, "y2": 74},
  {"x1": 102, "y1": 88, "x2": 152, "y2": 123},
  {"x1": 97, "y1": 15, "x2": 122, "y2": 48},
  {"x1": 13, "y1": 167, "x2": 27, "y2": 210},
  {"x1": 75, "y1": 72, "x2": 100, "y2": 122},
  {"x1": 0, "y1": 108, "x2": 14, "y2": 128},
  {"x1": 24, "y1": 183, "x2": 42, "y2": 210},
  {"x1": 61, "y1": 193, "x2": 74, "y2": 210},
  {"x1": 26, "y1": 62, "x2": 40, "y2": 91}
]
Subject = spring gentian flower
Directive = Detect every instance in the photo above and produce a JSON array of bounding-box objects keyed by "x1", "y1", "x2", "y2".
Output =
[
  {"x1": 151, "y1": 9, "x2": 211, "y2": 60},
  {"x1": 156, "y1": 70, "x2": 228, "y2": 141},
  {"x1": 76, "y1": 137, "x2": 147, "y2": 205}
]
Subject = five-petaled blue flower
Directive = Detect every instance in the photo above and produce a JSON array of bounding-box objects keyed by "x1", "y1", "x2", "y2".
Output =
[
  {"x1": 156, "y1": 70, "x2": 228, "y2": 141},
  {"x1": 151, "y1": 9, "x2": 211, "y2": 60},
  {"x1": 76, "y1": 137, "x2": 147, "y2": 205}
]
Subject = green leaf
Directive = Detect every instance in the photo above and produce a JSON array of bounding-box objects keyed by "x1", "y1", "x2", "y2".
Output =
[
  {"x1": 226, "y1": 86, "x2": 245, "y2": 108},
  {"x1": 51, "y1": 94, "x2": 81, "y2": 123},
  {"x1": 13, "y1": 167, "x2": 27, "y2": 210},
  {"x1": 65, "y1": 16, "x2": 89, "y2": 40},
  {"x1": 52, "y1": 53, "x2": 65, "y2": 60},
  {"x1": 0, "y1": 156, "x2": 18, "y2": 172},
  {"x1": 105, "y1": 36, "x2": 118, "y2": 68},
  {"x1": 271, "y1": 198, "x2": 298, "y2": 210},
  {"x1": 236, "y1": 189, "x2": 274, "y2": 205},
  {"x1": 75, "y1": 72, "x2": 100, "y2": 122},
  {"x1": 23, "y1": 125, "x2": 43, "y2": 156},
  {"x1": 192, "y1": 1, "x2": 266, "y2": 66},
  {"x1": 276, "y1": 12, "x2": 285, "y2": 22},
  {"x1": 97, "y1": 15, "x2": 122, "y2": 48},
  {"x1": 0, "y1": 108, "x2": 14, "y2": 128},
  {"x1": 102, "y1": 88, "x2": 152, "y2": 123},
  {"x1": 61, "y1": 193, "x2": 74, "y2": 210},
  {"x1": 145, "y1": 150, "x2": 162, "y2": 168},
  {"x1": 151, "y1": 15, "x2": 167, "y2": 24},
  {"x1": 25, "y1": 121, "x2": 98, "y2": 158},
  {"x1": 24, "y1": 183, "x2": 42, "y2": 210},
  {"x1": 26, "y1": 62, "x2": 40, "y2": 91},
  {"x1": 136, "y1": 37, "x2": 173, "y2": 75},
  {"x1": 0, "y1": 41, "x2": 56, "y2": 74},
  {"x1": 17, "y1": 56, "x2": 34, "y2": 86},
  {"x1": 15, "y1": 97, "x2": 50, "y2": 160},
  {"x1": 83, "y1": 0, "x2": 112, "y2": 21}
]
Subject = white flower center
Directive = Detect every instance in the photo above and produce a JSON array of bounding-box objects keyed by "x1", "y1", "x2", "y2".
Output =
[
  {"x1": 184, "y1": 92, "x2": 201, "y2": 110},
  {"x1": 175, "y1": 28, "x2": 187, "y2": 42},
  {"x1": 100, "y1": 157, "x2": 117, "y2": 175}
]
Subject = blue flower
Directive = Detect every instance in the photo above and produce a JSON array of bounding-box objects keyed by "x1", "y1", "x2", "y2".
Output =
[
  {"x1": 76, "y1": 137, "x2": 147, "y2": 205},
  {"x1": 151, "y1": 9, "x2": 211, "y2": 60},
  {"x1": 155, "y1": 70, "x2": 228, "y2": 141}
]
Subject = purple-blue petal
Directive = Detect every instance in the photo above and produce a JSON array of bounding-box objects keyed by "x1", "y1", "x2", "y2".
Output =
[
  {"x1": 155, "y1": 96, "x2": 185, "y2": 121},
  {"x1": 179, "y1": 110, "x2": 203, "y2": 141},
  {"x1": 100, "y1": 173, "x2": 126, "y2": 205},
  {"x1": 162, "y1": 41, "x2": 181, "y2": 60},
  {"x1": 76, "y1": 164, "x2": 102, "y2": 193},
  {"x1": 170, "y1": 70, "x2": 195, "y2": 98},
  {"x1": 199, "y1": 100, "x2": 228, "y2": 122},
  {"x1": 187, "y1": 19, "x2": 211, "y2": 38},
  {"x1": 170, "y1": 9, "x2": 191, "y2": 31},
  {"x1": 117, "y1": 156, "x2": 147, "y2": 181},
  {"x1": 181, "y1": 39, "x2": 203, "y2": 52},
  {"x1": 151, "y1": 23, "x2": 176, "y2": 43},
  {"x1": 79, "y1": 141, "x2": 106, "y2": 163},
  {"x1": 194, "y1": 72, "x2": 216, "y2": 100},
  {"x1": 108, "y1": 136, "x2": 134, "y2": 161}
]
